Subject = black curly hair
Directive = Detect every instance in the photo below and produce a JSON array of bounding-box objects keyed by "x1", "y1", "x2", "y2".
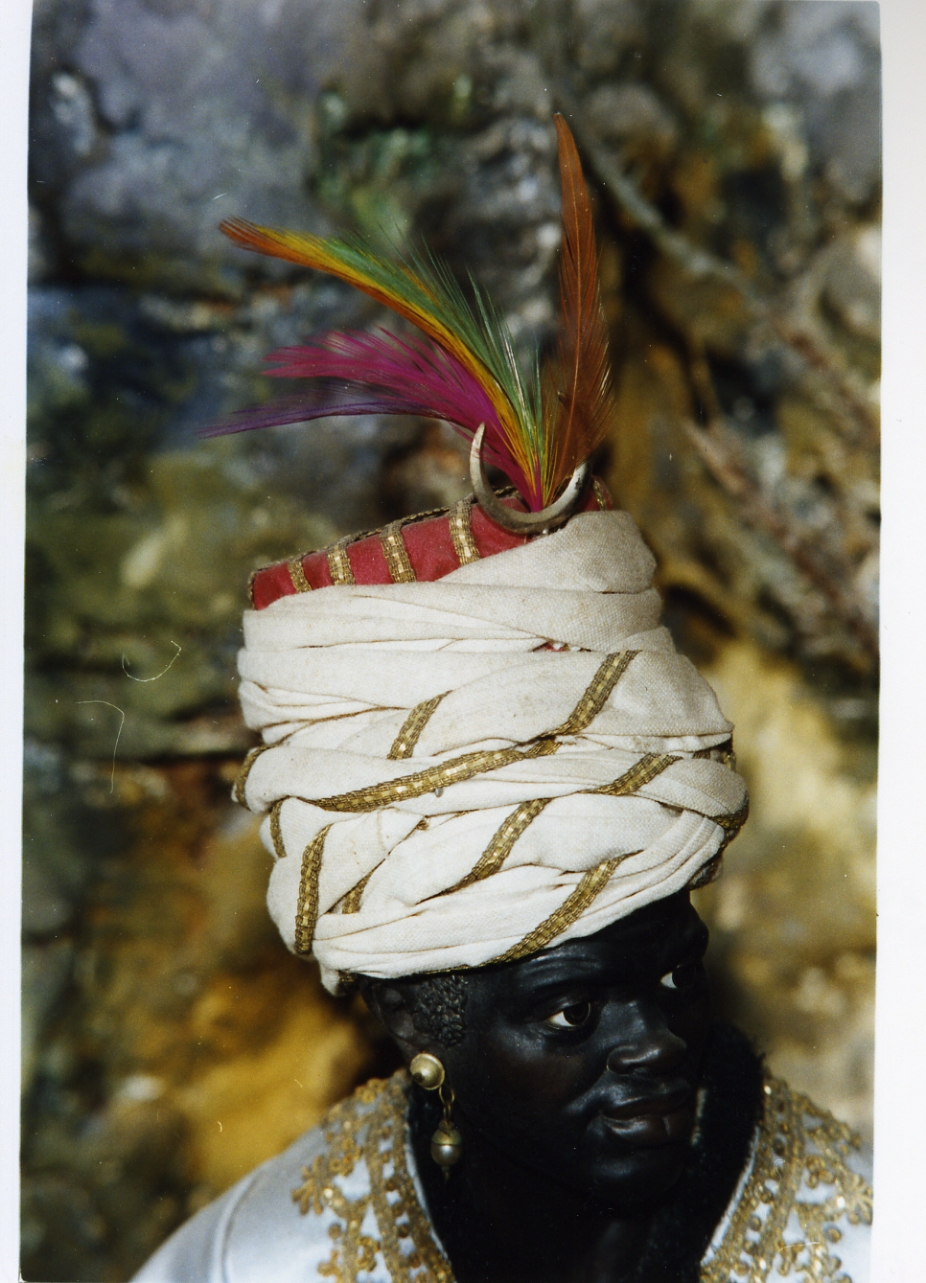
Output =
[
  {"x1": 360, "y1": 971, "x2": 470, "y2": 1047},
  {"x1": 404, "y1": 973, "x2": 469, "y2": 1046}
]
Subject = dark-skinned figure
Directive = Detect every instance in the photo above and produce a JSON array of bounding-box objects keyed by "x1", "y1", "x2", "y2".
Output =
[{"x1": 134, "y1": 117, "x2": 872, "y2": 1283}]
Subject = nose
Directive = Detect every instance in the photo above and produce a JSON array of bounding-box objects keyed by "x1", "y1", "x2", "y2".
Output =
[{"x1": 605, "y1": 1001, "x2": 687, "y2": 1077}]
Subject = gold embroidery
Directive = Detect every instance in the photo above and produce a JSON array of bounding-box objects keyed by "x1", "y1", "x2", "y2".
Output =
[
  {"x1": 441, "y1": 798, "x2": 552, "y2": 897},
  {"x1": 288, "y1": 555, "x2": 312, "y2": 593},
  {"x1": 716, "y1": 798, "x2": 750, "y2": 846},
  {"x1": 384, "y1": 650, "x2": 634, "y2": 776},
  {"x1": 290, "y1": 1071, "x2": 869, "y2": 1283},
  {"x1": 490, "y1": 855, "x2": 624, "y2": 963},
  {"x1": 269, "y1": 798, "x2": 286, "y2": 859},
  {"x1": 292, "y1": 1074, "x2": 454, "y2": 1282},
  {"x1": 312, "y1": 737, "x2": 558, "y2": 813},
  {"x1": 448, "y1": 744, "x2": 695, "y2": 954},
  {"x1": 256, "y1": 504, "x2": 453, "y2": 608},
  {"x1": 591, "y1": 752, "x2": 677, "y2": 797},
  {"x1": 387, "y1": 693, "x2": 448, "y2": 760},
  {"x1": 341, "y1": 870, "x2": 373, "y2": 915},
  {"x1": 552, "y1": 651, "x2": 637, "y2": 735},
  {"x1": 691, "y1": 738, "x2": 736, "y2": 769},
  {"x1": 294, "y1": 825, "x2": 332, "y2": 956},
  {"x1": 365, "y1": 1081, "x2": 454, "y2": 1283},
  {"x1": 380, "y1": 521, "x2": 417, "y2": 583},
  {"x1": 433, "y1": 681, "x2": 667, "y2": 905},
  {"x1": 327, "y1": 539, "x2": 356, "y2": 586},
  {"x1": 292, "y1": 1081, "x2": 381, "y2": 1281},
  {"x1": 448, "y1": 497, "x2": 481, "y2": 564},
  {"x1": 592, "y1": 477, "x2": 609, "y2": 510},
  {"x1": 233, "y1": 744, "x2": 271, "y2": 806},
  {"x1": 700, "y1": 1074, "x2": 872, "y2": 1283}
]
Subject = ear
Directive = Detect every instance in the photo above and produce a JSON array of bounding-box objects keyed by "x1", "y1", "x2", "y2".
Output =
[{"x1": 360, "y1": 980, "x2": 429, "y2": 1062}]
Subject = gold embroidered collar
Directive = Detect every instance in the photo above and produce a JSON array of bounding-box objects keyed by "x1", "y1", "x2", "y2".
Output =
[
  {"x1": 702, "y1": 1074, "x2": 872, "y2": 1282},
  {"x1": 292, "y1": 1071, "x2": 871, "y2": 1283},
  {"x1": 293, "y1": 1073, "x2": 453, "y2": 1282}
]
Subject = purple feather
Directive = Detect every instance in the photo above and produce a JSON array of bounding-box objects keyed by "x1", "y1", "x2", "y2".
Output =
[{"x1": 201, "y1": 329, "x2": 525, "y2": 490}]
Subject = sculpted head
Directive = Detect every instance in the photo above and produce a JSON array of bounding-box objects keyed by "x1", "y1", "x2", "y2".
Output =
[{"x1": 361, "y1": 891, "x2": 713, "y2": 1208}]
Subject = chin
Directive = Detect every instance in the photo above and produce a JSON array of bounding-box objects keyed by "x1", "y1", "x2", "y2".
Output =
[{"x1": 585, "y1": 1142, "x2": 691, "y2": 1209}]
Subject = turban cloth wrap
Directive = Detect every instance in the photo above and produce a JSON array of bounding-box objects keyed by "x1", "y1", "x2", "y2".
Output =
[{"x1": 235, "y1": 510, "x2": 748, "y2": 993}]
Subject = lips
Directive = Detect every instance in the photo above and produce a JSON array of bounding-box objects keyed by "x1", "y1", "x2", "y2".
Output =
[{"x1": 599, "y1": 1084, "x2": 694, "y2": 1147}]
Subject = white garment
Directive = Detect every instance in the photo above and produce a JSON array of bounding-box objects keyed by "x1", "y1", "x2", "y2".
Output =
[
  {"x1": 132, "y1": 1073, "x2": 871, "y2": 1283},
  {"x1": 237, "y1": 511, "x2": 748, "y2": 991}
]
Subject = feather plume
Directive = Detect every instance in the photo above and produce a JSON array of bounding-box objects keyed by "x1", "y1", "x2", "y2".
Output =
[
  {"x1": 218, "y1": 219, "x2": 544, "y2": 500},
  {"x1": 201, "y1": 328, "x2": 526, "y2": 490},
  {"x1": 540, "y1": 115, "x2": 616, "y2": 500},
  {"x1": 211, "y1": 115, "x2": 614, "y2": 509}
]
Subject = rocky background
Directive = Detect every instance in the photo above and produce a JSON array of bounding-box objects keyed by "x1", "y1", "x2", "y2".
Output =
[{"x1": 24, "y1": 2, "x2": 880, "y2": 1279}]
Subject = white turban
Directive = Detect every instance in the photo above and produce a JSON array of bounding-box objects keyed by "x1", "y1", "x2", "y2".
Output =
[{"x1": 234, "y1": 510, "x2": 747, "y2": 992}]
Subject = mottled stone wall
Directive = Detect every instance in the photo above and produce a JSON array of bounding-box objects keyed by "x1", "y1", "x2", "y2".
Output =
[{"x1": 24, "y1": 2, "x2": 879, "y2": 1278}]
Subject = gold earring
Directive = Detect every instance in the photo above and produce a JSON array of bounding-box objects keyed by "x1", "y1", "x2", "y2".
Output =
[
  {"x1": 430, "y1": 1083, "x2": 462, "y2": 1175},
  {"x1": 409, "y1": 1052, "x2": 445, "y2": 1091},
  {"x1": 409, "y1": 1054, "x2": 462, "y2": 1174}
]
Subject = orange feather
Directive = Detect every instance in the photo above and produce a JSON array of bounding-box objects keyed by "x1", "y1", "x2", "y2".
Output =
[{"x1": 542, "y1": 115, "x2": 616, "y2": 500}]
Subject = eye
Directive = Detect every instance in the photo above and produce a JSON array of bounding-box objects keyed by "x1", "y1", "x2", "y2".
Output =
[
  {"x1": 659, "y1": 961, "x2": 702, "y2": 992},
  {"x1": 545, "y1": 1001, "x2": 593, "y2": 1029}
]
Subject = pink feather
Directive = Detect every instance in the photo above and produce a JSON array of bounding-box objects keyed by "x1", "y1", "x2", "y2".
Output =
[{"x1": 203, "y1": 329, "x2": 531, "y2": 495}]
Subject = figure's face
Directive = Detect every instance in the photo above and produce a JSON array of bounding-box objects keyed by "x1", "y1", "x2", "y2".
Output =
[{"x1": 442, "y1": 893, "x2": 712, "y2": 1207}]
